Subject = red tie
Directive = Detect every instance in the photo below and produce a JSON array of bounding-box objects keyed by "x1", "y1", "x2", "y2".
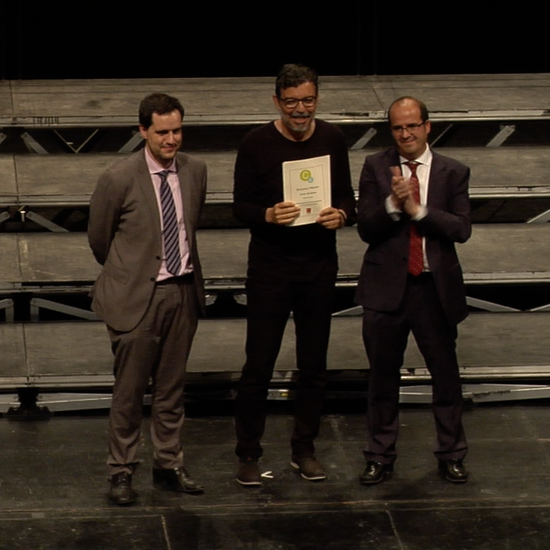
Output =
[{"x1": 405, "y1": 161, "x2": 423, "y2": 276}]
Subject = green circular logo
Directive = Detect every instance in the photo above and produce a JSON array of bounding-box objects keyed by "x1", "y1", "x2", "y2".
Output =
[{"x1": 300, "y1": 169, "x2": 312, "y2": 181}]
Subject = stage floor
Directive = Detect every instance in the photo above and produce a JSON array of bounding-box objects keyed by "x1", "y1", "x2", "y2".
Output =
[{"x1": 2, "y1": 403, "x2": 550, "y2": 549}]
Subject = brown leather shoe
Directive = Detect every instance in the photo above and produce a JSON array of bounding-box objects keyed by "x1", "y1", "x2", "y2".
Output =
[
  {"x1": 290, "y1": 456, "x2": 327, "y2": 481},
  {"x1": 152, "y1": 467, "x2": 204, "y2": 493},
  {"x1": 108, "y1": 472, "x2": 136, "y2": 505},
  {"x1": 236, "y1": 458, "x2": 262, "y2": 486}
]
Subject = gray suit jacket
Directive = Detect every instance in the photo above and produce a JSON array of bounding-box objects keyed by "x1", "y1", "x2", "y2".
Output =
[
  {"x1": 355, "y1": 148, "x2": 471, "y2": 326},
  {"x1": 88, "y1": 149, "x2": 206, "y2": 332}
]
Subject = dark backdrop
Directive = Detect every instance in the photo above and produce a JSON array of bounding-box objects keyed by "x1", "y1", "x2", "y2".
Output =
[{"x1": 0, "y1": 2, "x2": 546, "y2": 80}]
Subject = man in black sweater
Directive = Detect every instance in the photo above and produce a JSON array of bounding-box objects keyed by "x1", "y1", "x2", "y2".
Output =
[{"x1": 232, "y1": 64, "x2": 355, "y2": 486}]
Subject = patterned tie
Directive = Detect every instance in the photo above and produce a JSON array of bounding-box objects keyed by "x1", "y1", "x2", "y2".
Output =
[
  {"x1": 405, "y1": 161, "x2": 423, "y2": 276},
  {"x1": 158, "y1": 170, "x2": 181, "y2": 276}
]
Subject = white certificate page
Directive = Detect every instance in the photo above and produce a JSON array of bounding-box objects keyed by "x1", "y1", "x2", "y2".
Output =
[{"x1": 282, "y1": 155, "x2": 331, "y2": 226}]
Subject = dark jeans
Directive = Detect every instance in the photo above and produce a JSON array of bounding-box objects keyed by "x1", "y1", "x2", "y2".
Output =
[{"x1": 235, "y1": 275, "x2": 335, "y2": 460}]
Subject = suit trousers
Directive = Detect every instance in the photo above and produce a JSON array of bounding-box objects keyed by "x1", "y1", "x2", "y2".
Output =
[
  {"x1": 362, "y1": 273, "x2": 467, "y2": 464},
  {"x1": 235, "y1": 275, "x2": 335, "y2": 460},
  {"x1": 106, "y1": 278, "x2": 198, "y2": 476}
]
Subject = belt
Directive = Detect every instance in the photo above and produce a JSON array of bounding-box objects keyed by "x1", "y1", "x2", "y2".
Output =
[{"x1": 156, "y1": 272, "x2": 194, "y2": 285}]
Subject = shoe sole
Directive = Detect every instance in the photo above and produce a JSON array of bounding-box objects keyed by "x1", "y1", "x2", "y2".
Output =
[
  {"x1": 235, "y1": 477, "x2": 261, "y2": 487},
  {"x1": 153, "y1": 480, "x2": 204, "y2": 494},
  {"x1": 360, "y1": 475, "x2": 391, "y2": 485},
  {"x1": 108, "y1": 493, "x2": 136, "y2": 505},
  {"x1": 290, "y1": 461, "x2": 326, "y2": 481},
  {"x1": 360, "y1": 469, "x2": 392, "y2": 485},
  {"x1": 443, "y1": 474, "x2": 468, "y2": 484}
]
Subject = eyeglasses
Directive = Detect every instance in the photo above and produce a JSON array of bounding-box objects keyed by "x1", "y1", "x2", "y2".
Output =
[
  {"x1": 391, "y1": 122, "x2": 426, "y2": 134},
  {"x1": 278, "y1": 96, "x2": 317, "y2": 109}
]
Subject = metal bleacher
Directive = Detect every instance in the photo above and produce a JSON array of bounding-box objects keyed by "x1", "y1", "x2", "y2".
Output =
[{"x1": 1, "y1": 74, "x2": 550, "y2": 407}]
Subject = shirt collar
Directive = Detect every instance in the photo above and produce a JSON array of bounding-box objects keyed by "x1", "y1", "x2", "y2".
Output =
[
  {"x1": 399, "y1": 145, "x2": 432, "y2": 167},
  {"x1": 144, "y1": 146, "x2": 177, "y2": 175}
]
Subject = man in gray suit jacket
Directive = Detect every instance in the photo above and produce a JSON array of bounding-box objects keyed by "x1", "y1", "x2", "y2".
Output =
[
  {"x1": 89, "y1": 93, "x2": 206, "y2": 504},
  {"x1": 355, "y1": 97, "x2": 471, "y2": 485}
]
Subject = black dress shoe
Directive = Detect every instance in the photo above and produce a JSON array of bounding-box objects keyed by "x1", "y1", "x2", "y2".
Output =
[
  {"x1": 360, "y1": 461, "x2": 393, "y2": 485},
  {"x1": 438, "y1": 459, "x2": 469, "y2": 483},
  {"x1": 108, "y1": 472, "x2": 136, "y2": 505},
  {"x1": 153, "y1": 467, "x2": 204, "y2": 493}
]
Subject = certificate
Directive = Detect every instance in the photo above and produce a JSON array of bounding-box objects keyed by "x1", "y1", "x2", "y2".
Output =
[{"x1": 282, "y1": 155, "x2": 331, "y2": 226}]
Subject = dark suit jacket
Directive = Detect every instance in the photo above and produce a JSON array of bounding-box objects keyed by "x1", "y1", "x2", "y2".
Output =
[
  {"x1": 88, "y1": 149, "x2": 206, "y2": 333},
  {"x1": 355, "y1": 148, "x2": 471, "y2": 326}
]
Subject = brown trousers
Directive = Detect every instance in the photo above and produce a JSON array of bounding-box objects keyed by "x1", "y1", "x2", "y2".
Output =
[{"x1": 106, "y1": 279, "x2": 198, "y2": 476}]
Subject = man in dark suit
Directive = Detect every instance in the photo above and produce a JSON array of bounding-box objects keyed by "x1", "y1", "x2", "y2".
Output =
[
  {"x1": 355, "y1": 96, "x2": 470, "y2": 485},
  {"x1": 88, "y1": 93, "x2": 206, "y2": 504}
]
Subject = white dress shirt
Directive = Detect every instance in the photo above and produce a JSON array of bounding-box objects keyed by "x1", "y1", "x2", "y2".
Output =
[{"x1": 385, "y1": 146, "x2": 433, "y2": 270}]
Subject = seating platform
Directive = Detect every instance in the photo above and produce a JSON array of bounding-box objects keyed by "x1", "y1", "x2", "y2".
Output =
[
  {"x1": 1, "y1": 225, "x2": 549, "y2": 292},
  {"x1": 2, "y1": 74, "x2": 550, "y2": 128},
  {"x1": 3, "y1": 147, "x2": 550, "y2": 202},
  {"x1": 0, "y1": 223, "x2": 548, "y2": 388},
  {"x1": 1, "y1": 74, "x2": 550, "y2": 392},
  {"x1": 2, "y1": 147, "x2": 550, "y2": 227},
  {"x1": 1, "y1": 311, "x2": 549, "y2": 389}
]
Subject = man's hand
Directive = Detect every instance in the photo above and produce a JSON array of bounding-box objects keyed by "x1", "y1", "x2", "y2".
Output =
[
  {"x1": 265, "y1": 201, "x2": 300, "y2": 225},
  {"x1": 390, "y1": 165, "x2": 420, "y2": 217},
  {"x1": 317, "y1": 207, "x2": 345, "y2": 230},
  {"x1": 390, "y1": 165, "x2": 409, "y2": 209}
]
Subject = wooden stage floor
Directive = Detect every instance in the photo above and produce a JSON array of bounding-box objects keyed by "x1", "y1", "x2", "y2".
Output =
[{"x1": 1, "y1": 403, "x2": 550, "y2": 549}]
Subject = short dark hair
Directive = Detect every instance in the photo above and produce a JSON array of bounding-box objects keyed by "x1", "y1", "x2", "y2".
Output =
[
  {"x1": 275, "y1": 64, "x2": 318, "y2": 97},
  {"x1": 387, "y1": 96, "x2": 429, "y2": 124},
  {"x1": 139, "y1": 93, "x2": 184, "y2": 128}
]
